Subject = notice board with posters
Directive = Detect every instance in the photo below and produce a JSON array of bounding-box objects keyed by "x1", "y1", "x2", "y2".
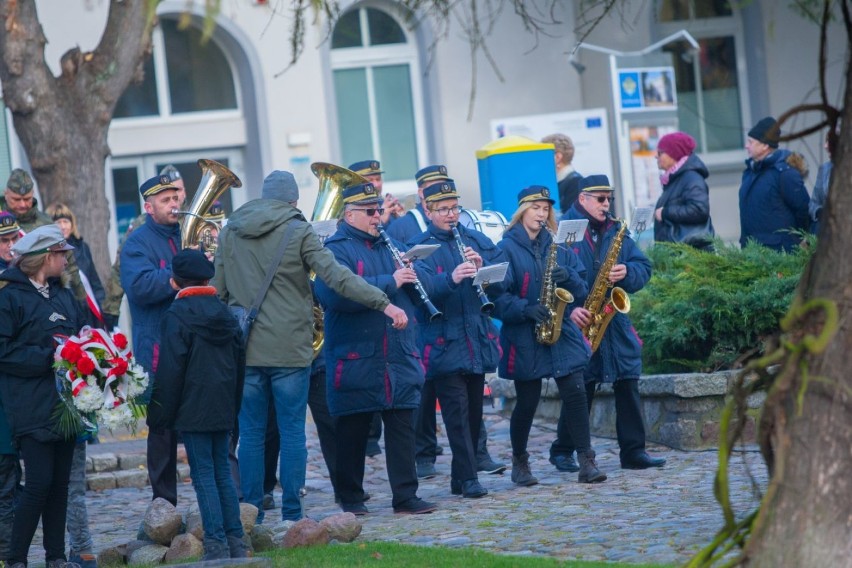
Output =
[{"x1": 490, "y1": 108, "x2": 615, "y2": 188}]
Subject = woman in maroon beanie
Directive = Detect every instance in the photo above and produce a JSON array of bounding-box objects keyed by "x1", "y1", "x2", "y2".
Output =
[{"x1": 653, "y1": 131, "x2": 715, "y2": 250}]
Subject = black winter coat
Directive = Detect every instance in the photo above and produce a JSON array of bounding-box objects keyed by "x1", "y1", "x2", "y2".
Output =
[
  {"x1": 0, "y1": 267, "x2": 86, "y2": 441},
  {"x1": 147, "y1": 287, "x2": 245, "y2": 432},
  {"x1": 68, "y1": 235, "x2": 106, "y2": 307},
  {"x1": 654, "y1": 154, "x2": 715, "y2": 246}
]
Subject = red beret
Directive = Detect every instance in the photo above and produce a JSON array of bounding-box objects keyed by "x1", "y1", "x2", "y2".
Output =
[{"x1": 658, "y1": 132, "x2": 697, "y2": 161}]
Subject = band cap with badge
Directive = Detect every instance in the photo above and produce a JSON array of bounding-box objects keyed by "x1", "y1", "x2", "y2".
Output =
[
  {"x1": 579, "y1": 174, "x2": 615, "y2": 193},
  {"x1": 139, "y1": 175, "x2": 179, "y2": 198},
  {"x1": 517, "y1": 185, "x2": 555, "y2": 206},
  {"x1": 348, "y1": 160, "x2": 384, "y2": 177},
  {"x1": 423, "y1": 180, "x2": 459, "y2": 204},
  {"x1": 342, "y1": 182, "x2": 382, "y2": 205},
  {"x1": 415, "y1": 165, "x2": 451, "y2": 187},
  {"x1": 0, "y1": 212, "x2": 20, "y2": 237}
]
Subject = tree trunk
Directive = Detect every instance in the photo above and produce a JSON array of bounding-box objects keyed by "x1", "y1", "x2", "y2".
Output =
[
  {"x1": 741, "y1": 32, "x2": 852, "y2": 567},
  {"x1": 0, "y1": 0, "x2": 153, "y2": 281}
]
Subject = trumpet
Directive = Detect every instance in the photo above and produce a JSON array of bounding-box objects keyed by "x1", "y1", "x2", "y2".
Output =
[
  {"x1": 377, "y1": 225, "x2": 442, "y2": 322},
  {"x1": 450, "y1": 223, "x2": 494, "y2": 314}
]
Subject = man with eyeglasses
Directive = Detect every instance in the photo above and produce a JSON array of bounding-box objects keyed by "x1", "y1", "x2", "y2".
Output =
[
  {"x1": 558, "y1": 175, "x2": 666, "y2": 472},
  {"x1": 315, "y1": 180, "x2": 437, "y2": 516},
  {"x1": 407, "y1": 180, "x2": 507, "y2": 498},
  {"x1": 349, "y1": 160, "x2": 403, "y2": 228}
]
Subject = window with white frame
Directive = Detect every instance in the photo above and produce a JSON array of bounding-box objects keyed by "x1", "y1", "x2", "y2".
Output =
[
  {"x1": 657, "y1": 0, "x2": 746, "y2": 154},
  {"x1": 114, "y1": 18, "x2": 238, "y2": 119},
  {"x1": 330, "y1": 7, "x2": 426, "y2": 183}
]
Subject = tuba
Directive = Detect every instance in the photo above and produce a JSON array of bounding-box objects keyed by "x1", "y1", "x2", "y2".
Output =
[
  {"x1": 309, "y1": 162, "x2": 371, "y2": 359},
  {"x1": 177, "y1": 159, "x2": 242, "y2": 252}
]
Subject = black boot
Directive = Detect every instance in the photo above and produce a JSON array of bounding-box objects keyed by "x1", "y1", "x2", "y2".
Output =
[
  {"x1": 511, "y1": 452, "x2": 538, "y2": 486},
  {"x1": 227, "y1": 534, "x2": 250, "y2": 558},
  {"x1": 577, "y1": 449, "x2": 607, "y2": 484}
]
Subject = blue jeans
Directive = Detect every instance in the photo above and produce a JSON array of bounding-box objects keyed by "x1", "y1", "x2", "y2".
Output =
[
  {"x1": 66, "y1": 442, "x2": 93, "y2": 554},
  {"x1": 182, "y1": 431, "x2": 244, "y2": 547},
  {"x1": 238, "y1": 366, "x2": 309, "y2": 522}
]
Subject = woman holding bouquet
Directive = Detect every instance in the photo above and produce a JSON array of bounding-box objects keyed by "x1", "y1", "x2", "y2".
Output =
[{"x1": 0, "y1": 225, "x2": 86, "y2": 568}]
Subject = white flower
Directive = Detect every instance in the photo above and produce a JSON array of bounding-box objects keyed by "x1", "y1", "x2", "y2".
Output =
[
  {"x1": 73, "y1": 385, "x2": 104, "y2": 413},
  {"x1": 99, "y1": 404, "x2": 135, "y2": 431},
  {"x1": 125, "y1": 368, "x2": 149, "y2": 399}
]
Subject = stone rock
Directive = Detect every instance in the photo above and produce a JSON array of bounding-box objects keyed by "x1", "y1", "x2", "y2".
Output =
[
  {"x1": 270, "y1": 520, "x2": 297, "y2": 546},
  {"x1": 239, "y1": 502, "x2": 259, "y2": 534},
  {"x1": 250, "y1": 524, "x2": 275, "y2": 552},
  {"x1": 91, "y1": 453, "x2": 118, "y2": 472},
  {"x1": 177, "y1": 463, "x2": 192, "y2": 481},
  {"x1": 128, "y1": 543, "x2": 169, "y2": 565},
  {"x1": 86, "y1": 473, "x2": 117, "y2": 491},
  {"x1": 114, "y1": 469, "x2": 149, "y2": 489},
  {"x1": 124, "y1": 540, "x2": 150, "y2": 557},
  {"x1": 319, "y1": 512, "x2": 362, "y2": 543},
  {"x1": 282, "y1": 518, "x2": 330, "y2": 548},
  {"x1": 118, "y1": 453, "x2": 147, "y2": 470},
  {"x1": 96, "y1": 545, "x2": 125, "y2": 566},
  {"x1": 142, "y1": 497, "x2": 183, "y2": 546},
  {"x1": 165, "y1": 533, "x2": 204, "y2": 562},
  {"x1": 186, "y1": 504, "x2": 204, "y2": 541}
]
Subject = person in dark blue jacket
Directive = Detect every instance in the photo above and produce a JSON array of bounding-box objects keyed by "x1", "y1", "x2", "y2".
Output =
[
  {"x1": 558, "y1": 175, "x2": 666, "y2": 471},
  {"x1": 408, "y1": 180, "x2": 505, "y2": 498},
  {"x1": 738, "y1": 116, "x2": 811, "y2": 252},
  {"x1": 120, "y1": 174, "x2": 183, "y2": 507},
  {"x1": 148, "y1": 249, "x2": 248, "y2": 560},
  {"x1": 494, "y1": 186, "x2": 605, "y2": 485},
  {"x1": 315, "y1": 180, "x2": 436, "y2": 516},
  {"x1": 0, "y1": 225, "x2": 85, "y2": 568}
]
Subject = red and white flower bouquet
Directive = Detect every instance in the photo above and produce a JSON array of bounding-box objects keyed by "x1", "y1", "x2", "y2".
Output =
[{"x1": 53, "y1": 325, "x2": 148, "y2": 434}]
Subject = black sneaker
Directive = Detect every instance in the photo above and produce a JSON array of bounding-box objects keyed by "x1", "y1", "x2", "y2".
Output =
[
  {"x1": 365, "y1": 440, "x2": 382, "y2": 457},
  {"x1": 416, "y1": 461, "x2": 437, "y2": 479},
  {"x1": 477, "y1": 457, "x2": 507, "y2": 475},
  {"x1": 549, "y1": 454, "x2": 580, "y2": 473},
  {"x1": 263, "y1": 493, "x2": 275, "y2": 510},
  {"x1": 394, "y1": 497, "x2": 437, "y2": 514},
  {"x1": 340, "y1": 501, "x2": 369, "y2": 516}
]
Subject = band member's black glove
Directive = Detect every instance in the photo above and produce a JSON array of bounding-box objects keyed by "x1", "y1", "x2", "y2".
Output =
[
  {"x1": 523, "y1": 304, "x2": 550, "y2": 323},
  {"x1": 551, "y1": 266, "x2": 570, "y2": 285}
]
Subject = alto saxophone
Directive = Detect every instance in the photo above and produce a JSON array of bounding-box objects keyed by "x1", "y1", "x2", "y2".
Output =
[
  {"x1": 582, "y1": 218, "x2": 631, "y2": 353},
  {"x1": 535, "y1": 224, "x2": 574, "y2": 346}
]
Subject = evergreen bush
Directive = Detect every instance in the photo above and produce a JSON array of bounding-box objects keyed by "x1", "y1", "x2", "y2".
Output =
[{"x1": 631, "y1": 240, "x2": 814, "y2": 373}]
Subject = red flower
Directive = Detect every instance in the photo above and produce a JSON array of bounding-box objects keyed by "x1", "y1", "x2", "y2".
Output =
[
  {"x1": 110, "y1": 358, "x2": 129, "y2": 377},
  {"x1": 60, "y1": 342, "x2": 83, "y2": 363},
  {"x1": 112, "y1": 332, "x2": 129, "y2": 350},
  {"x1": 76, "y1": 356, "x2": 96, "y2": 376}
]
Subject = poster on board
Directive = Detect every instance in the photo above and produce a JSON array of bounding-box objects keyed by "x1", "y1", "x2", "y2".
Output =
[
  {"x1": 490, "y1": 108, "x2": 615, "y2": 184},
  {"x1": 619, "y1": 67, "x2": 677, "y2": 112}
]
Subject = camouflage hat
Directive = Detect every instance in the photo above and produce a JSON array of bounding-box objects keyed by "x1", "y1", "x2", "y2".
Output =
[{"x1": 6, "y1": 169, "x2": 34, "y2": 195}]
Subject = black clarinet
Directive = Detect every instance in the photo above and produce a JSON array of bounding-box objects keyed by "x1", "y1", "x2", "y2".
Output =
[
  {"x1": 377, "y1": 226, "x2": 443, "y2": 322},
  {"x1": 451, "y1": 224, "x2": 494, "y2": 314}
]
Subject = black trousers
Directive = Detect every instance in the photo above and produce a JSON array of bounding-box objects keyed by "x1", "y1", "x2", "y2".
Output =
[
  {"x1": 550, "y1": 378, "x2": 646, "y2": 461},
  {"x1": 367, "y1": 412, "x2": 382, "y2": 446},
  {"x1": 511, "y1": 372, "x2": 591, "y2": 457},
  {"x1": 148, "y1": 427, "x2": 178, "y2": 506},
  {"x1": 335, "y1": 408, "x2": 417, "y2": 508},
  {"x1": 261, "y1": 369, "x2": 338, "y2": 495},
  {"x1": 415, "y1": 379, "x2": 493, "y2": 465},
  {"x1": 0, "y1": 453, "x2": 20, "y2": 561},
  {"x1": 433, "y1": 374, "x2": 484, "y2": 483},
  {"x1": 10, "y1": 436, "x2": 75, "y2": 564}
]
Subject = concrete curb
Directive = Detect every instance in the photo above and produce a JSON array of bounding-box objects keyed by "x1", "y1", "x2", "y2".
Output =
[{"x1": 85, "y1": 451, "x2": 190, "y2": 491}]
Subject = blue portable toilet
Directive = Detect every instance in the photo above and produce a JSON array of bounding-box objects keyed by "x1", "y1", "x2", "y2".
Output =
[{"x1": 476, "y1": 136, "x2": 557, "y2": 220}]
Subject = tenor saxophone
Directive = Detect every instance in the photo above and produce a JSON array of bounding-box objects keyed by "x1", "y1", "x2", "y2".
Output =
[
  {"x1": 535, "y1": 225, "x2": 574, "y2": 346},
  {"x1": 582, "y1": 218, "x2": 631, "y2": 353}
]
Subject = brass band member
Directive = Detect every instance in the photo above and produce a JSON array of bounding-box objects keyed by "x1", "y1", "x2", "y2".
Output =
[
  {"x1": 558, "y1": 175, "x2": 666, "y2": 470},
  {"x1": 408, "y1": 180, "x2": 505, "y2": 498},
  {"x1": 494, "y1": 186, "x2": 606, "y2": 485}
]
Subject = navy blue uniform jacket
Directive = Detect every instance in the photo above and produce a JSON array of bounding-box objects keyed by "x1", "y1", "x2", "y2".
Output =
[
  {"x1": 565, "y1": 207, "x2": 651, "y2": 382},
  {"x1": 408, "y1": 223, "x2": 504, "y2": 379},
  {"x1": 493, "y1": 223, "x2": 590, "y2": 382},
  {"x1": 315, "y1": 222, "x2": 425, "y2": 417}
]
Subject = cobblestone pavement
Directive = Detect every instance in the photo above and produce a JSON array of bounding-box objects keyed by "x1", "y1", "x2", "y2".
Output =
[{"x1": 28, "y1": 410, "x2": 768, "y2": 566}]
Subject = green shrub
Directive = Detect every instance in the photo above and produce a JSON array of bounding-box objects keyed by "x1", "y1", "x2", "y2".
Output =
[{"x1": 631, "y1": 240, "x2": 813, "y2": 373}]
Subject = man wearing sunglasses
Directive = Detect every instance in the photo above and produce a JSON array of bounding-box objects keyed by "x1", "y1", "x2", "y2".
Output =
[
  {"x1": 315, "y1": 180, "x2": 437, "y2": 516},
  {"x1": 557, "y1": 175, "x2": 666, "y2": 472}
]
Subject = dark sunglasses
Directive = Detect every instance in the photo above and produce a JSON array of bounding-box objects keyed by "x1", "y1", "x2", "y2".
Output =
[
  {"x1": 592, "y1": 195, "x2": 614, "y2": 204},
  {"x1": 351, "y1": 207, "x2": 385, "y2": 216}
]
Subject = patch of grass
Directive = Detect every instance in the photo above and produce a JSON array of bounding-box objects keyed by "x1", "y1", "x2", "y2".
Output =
[{"x1": 262, "y1": 541, "x2": 675, "y2": 567}]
